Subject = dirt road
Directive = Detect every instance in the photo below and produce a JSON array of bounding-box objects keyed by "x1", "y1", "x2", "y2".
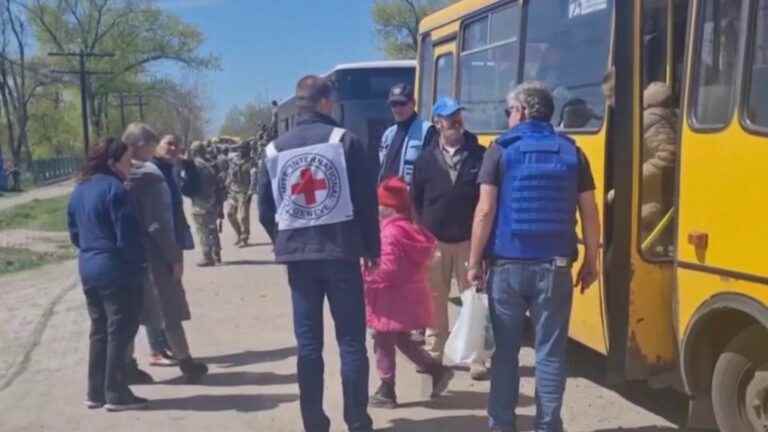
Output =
[
  {"x1": 0, "y1": 203, "x2": 685, "y2": 432},
  {"x1": 0, "y1": 180, "x2": 74, "y2": 212}
]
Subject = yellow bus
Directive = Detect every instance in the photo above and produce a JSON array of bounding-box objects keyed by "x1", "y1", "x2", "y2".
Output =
[{"x1": 417, "y1": 1, "x2": 768, "y2": 430}]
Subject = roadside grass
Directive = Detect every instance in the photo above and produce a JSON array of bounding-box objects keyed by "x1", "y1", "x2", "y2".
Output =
[
  {"x1": 0, "y1": 195, "x2": 70, "y2": 232},
  {"x1": 0, "y1": 246, "x2": 76, "y2": 275}
]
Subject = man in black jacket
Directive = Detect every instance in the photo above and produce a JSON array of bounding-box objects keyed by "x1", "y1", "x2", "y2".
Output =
[
  {"x1": 257, "y1": 75, "x2": 379, "y2": 432},
  {"x1": 411, "y1": 97, "x2": 488, "y2": 380}
]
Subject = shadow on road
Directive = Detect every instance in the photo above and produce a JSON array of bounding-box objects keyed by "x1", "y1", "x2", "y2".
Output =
[
  {"x1": 238, "y1": 242, "x2": 272, "y2": 248},
  {"x1": 198, "y1": 347, "x2": 297, "y2": 368},
  {"x1": 398, "y1": 390, "x2": 533, "y2": 410},
  {"x1": 162, "y1": 371, "x2": 297, "y2": 386},
  {"x1": 565, "y1": 341, "x2": 689, "y2": 428},
  {"x1": 385, "y1": 414, "x2": 534, "y2": 432},
  {"x1": 221, "y1": 260, "x2": 278, "y2": 266},
  {"x1": 146, "y1": 393, "x2": 298, "y2": 412}
]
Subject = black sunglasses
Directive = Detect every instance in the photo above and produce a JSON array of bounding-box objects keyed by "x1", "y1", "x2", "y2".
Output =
[{"x1": 389, "y1": 101, "x2": 409, "y2": 108}]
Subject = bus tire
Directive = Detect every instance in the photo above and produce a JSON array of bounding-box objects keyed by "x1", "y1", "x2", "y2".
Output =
[{"x1": 712, "y1": 324, "x2": 768, "y2": 432}]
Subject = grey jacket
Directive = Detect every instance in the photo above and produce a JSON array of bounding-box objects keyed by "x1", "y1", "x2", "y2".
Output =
[
  {"x1": 257, "y1": 112, "x2": 380, "y2": 263},
  {"x1": 126, "y1": 161, "x2": 191, "y2": 324}
]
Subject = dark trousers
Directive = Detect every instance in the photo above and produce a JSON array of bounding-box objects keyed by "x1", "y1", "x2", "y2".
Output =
[
  {"x1": 84, "y1": 282, "x2": 142, "y2": 404},
  {"x1": 286, "y1": 260, "x2": 373, "y2": 432}
]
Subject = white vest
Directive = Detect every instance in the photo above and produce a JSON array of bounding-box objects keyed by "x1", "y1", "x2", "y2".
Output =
[{"x1": 265, "y1": 128, "x2": 354, "y2": 231}]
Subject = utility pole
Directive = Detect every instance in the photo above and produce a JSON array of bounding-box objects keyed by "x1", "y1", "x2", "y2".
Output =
[
  {"x1": 112, "y1": 93, "x2": 149, "y2": 129},
  {"x1": 49, "y1": 51, "x2": 114, "y2": 155}
]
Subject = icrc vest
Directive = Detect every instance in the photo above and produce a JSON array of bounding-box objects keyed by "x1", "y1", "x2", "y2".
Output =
[
  {"x1": 493, "y1": 122, "x2": 579, "y2": 260},
  {"x1": 379, "y1": 118, "x2": 432, "y2": 185}
]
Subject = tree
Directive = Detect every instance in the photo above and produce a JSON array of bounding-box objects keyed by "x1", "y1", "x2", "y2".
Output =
[
  {"x1": 0, "y1": 0, "x2": 59, "y2": 166},
  {"x1": 219, "y1": 99, "x2": 272, "y2": 139},
  {"x1": 372, "y1": 0, "x2": 457, "y2": 59},
  {"x1": 24, "y1": 0, "x2": 219, "y2": 141},
  {"x1": 145, "y1": 76, "x2": 210, "y2": 145}
]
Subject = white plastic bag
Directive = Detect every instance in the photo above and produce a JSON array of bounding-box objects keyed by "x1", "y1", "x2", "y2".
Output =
[{"x1": 443, "y1": 289, "x2": 495, "y2": 366}]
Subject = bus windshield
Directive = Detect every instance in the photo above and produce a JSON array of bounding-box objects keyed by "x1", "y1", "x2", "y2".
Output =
[
  {"x1": 459, "y1": 0, "x2": 612, "y2": 132},
  {"x1": 334, "y1": 68, "x2": 415, "y2": 101}
]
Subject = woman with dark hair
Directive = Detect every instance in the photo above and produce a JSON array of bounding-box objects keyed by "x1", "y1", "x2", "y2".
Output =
[{"x1": 67, "y1": 137, "x2": 149, "y2": 411}]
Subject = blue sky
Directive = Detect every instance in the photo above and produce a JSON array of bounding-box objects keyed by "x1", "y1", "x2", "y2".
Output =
[{"x1": 157, "y1": 0, "x2": 384, "y2": 133}]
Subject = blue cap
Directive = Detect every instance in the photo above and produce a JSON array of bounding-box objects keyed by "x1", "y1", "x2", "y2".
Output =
[{"x1": 432, "y1": 97, "x2": 465, "y2": 118}]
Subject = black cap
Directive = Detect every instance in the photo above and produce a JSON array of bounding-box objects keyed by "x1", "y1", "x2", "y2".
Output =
[{"x1": 388, "y1": 83, "x2": 414, "y2": 103}]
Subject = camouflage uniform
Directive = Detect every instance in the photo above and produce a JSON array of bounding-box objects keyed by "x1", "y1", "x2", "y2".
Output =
[
  {"x1": 226, "y1": 145, "x2": 254, "y2": 246},
  {"x1": 189, "y1": 142, "x2": 222, "y2": 266}
]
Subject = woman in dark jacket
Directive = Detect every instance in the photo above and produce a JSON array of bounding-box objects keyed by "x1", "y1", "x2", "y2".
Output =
[{"x1": 67, "y1": 137, "x2": 149, "y2": 411}]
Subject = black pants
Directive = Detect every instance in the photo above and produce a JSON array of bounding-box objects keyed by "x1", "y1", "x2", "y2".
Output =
[{"x1": 84, "y1": 281, "x2": 142, "y2": 404}]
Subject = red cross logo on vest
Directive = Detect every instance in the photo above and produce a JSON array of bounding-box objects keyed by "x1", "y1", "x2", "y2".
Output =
[{"x1": 291, "y1": 168, "x2": 327, "y2": 206}]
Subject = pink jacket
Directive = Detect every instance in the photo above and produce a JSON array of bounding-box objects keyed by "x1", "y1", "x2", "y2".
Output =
[{"x1": 364, "y1": 215, "x2": 437, "y2": 332}]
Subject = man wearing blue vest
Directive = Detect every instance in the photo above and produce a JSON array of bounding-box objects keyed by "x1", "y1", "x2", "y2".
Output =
[
  {"x1": 379, "y1": 83, "x2": 433, "y2": 185},
  {"x1": 468, "y1": 82, "x2": 601, "y2": 432}
]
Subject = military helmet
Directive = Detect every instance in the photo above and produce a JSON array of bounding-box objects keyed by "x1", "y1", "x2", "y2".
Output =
[{"x1": 190, "y1": 141, "x2": 207, "y2": 158}]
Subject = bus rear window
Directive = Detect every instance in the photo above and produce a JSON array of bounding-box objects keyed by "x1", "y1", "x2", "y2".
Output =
[
  {"x1": 334, "y1": 68, "x2": 415, "y2": 101},
  {"x1": 746, "y1": 0, "x2": 768, "y2": 130}
]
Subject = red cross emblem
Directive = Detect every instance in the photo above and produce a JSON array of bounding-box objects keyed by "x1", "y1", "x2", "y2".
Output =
[{"x1": 291, "y1": 167, "x2": 328, "y2": 206}]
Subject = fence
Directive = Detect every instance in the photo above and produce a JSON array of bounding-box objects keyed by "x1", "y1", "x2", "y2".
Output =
[{"x1": 28, "y1": 156, "x2": 83, "y2": 185}]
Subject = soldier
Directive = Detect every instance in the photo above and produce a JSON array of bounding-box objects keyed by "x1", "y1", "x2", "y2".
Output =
[
  {"x1": 189, "y1": 141, "x2": 222, "y2": 266},
  {"x1": 226, "y1": 143, "x2": 254, "y2": 247}
]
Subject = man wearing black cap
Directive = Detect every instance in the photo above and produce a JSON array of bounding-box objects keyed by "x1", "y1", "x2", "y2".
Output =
[
  {"x1": 379, "y1": 83, "x2": 434, "y2": 185},
  {"x1": 257, "y1": 75, "x2": 379, "y2": 432}
]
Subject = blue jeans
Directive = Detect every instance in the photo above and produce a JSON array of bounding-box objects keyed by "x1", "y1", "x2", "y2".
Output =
[
  {"x1": 145, "y1": 325, "x2": 170, "y2": 354},
  {"x1": 286, "y1": 260, "x2": 373, "y2": 432},
  {"x1": 487, "y1": 259, "x2": 574, "y2": 432}
]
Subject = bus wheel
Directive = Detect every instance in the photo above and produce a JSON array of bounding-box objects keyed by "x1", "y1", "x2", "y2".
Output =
[{"x1": 712, "y1": 325, "x2": 768, "y2": 432}]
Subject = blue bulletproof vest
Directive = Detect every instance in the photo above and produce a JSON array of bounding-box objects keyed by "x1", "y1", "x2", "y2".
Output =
[{"x1": 493, "y1": 121, "x2": 579, "y2": 260}]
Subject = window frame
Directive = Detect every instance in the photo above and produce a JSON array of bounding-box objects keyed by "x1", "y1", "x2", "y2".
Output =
[
  {"x1": 687, "y1": 0, "x2": 747, "y2": 133},
  {"x1": 417, "y1": 34, "x2": 436, "y2": 119},
  {"x1": 456, "y1": 0, "x2": 611, "y2": 135},
  {"x1": 739, "y1": 0, "x2": 768, "y2": 136},
  {"x1": 457, "y1": 0, "x2": 524, "y2": 134}
]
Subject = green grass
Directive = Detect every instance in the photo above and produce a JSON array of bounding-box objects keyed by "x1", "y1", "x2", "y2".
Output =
[
  {"x1": 0, "y1": 246, "x2": 76, "y2": 275},
  {"x1": 0, "y1": 195, "x2": 70, "y2": 232}
]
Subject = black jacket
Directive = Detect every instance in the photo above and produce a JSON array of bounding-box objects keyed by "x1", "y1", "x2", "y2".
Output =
[
  {"x1": 411, "y1": 131, "x2": 485, "y2": 243},
  {"x1": 257, "y1": 112, "x2": 381, "y2": 262}
]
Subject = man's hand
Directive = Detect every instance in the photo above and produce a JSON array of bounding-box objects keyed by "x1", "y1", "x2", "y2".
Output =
[
  {"x1": 576, "y1": 258, "x2": 598, "y2": 293},
  {"x1": 467, "y1": 262, "x2": 486, "y2": 289},
  {"x1": 362, "y1": 258, "x2": 380, "y2": 272}
]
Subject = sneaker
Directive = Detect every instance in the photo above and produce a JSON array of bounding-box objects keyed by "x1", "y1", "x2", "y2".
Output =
[
  {"x1": 179, "y1": 357, "x2": 208, "y2": 383},
  {"x1": 148, "y1": 351, "x2": 178, "y2": 367},
  {"x1": 126, "y1": 362, "x2": 154, "y2": 385},
  {"x1": 470, "y1": 363, "x2": 490, "y2": 381},
  {"x1": 431, "y1": 366, "x2": 454, "y2": 398},
  {"x1": 197, "y1": 259, "x2": 215, "y2": 267},
  {"x1": 233, "y1": 238, "x2": 242, "y2": 246},
  {"x1": 369, "y1": 381, "x2": 397, "y2": 409},
  {"x1": 84, "y1": 400, "x2": 104, "y2": 409},
  {"x1": 104, "y1": 396, "x2": 149, "y2": 412}
]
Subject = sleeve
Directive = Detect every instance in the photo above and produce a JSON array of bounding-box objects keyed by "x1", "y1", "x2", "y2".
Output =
[
  {"x1": 577, "y1": 148, "x2": 597, "y2": 193},
  {"x1": 138, "y1": 183, "x2": 181, "y2": 267},
  {"x1": 348, "y1": 134, "x2": 381, "y2": 259},
  {"x1": 410, "y1": 156, "x2": 426, "y2": 222},
  {"x1": 109, "y1": 186, "x2": 144, "y2": 266},
  {"x1": 363, "y1": 224, "x2": 400, "y2": 288},
  {"x1": 66, "y1": 198, "x2": 79, "y2": 249},
  {"x1": 256, "y1": 158, "x2": 278, "y2": 243},
  {"x1": 179, "y1": 160, "x2": 200, "y2": 198},
  {"x1": 477, "y1": 143, "x2": 503, "y2": 186}
]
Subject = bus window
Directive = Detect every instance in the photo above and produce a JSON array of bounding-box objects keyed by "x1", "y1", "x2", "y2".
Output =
[
  {"x1": 746, "y1": 0, "x2": 768, "y2": 129},
  {"x1": 691, "y1": 0, "x2": 744, "y2": 128},
  {"x1": 643, "y1": 0, "x2": 669, "y2": 87},
  {"x1": 435, "y1": 54, "x2": 454, "y2": 102},
  {"x1": 335, "y1": 68, "x2": 415, "y2": 101},
  {"x1": 418, "y1": 35, "x2": 435, "y2": 116},
  {"x1": 525, "y1": 0, "x2": 612, "y2": 130},
  {"x1": 459, "y1": 4, "x2": 520, "y2": 131}
]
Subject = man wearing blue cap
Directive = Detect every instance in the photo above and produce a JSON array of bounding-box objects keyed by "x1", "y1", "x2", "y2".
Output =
[{"x1": 411, "y1": 96, "x2": 488, "y2": 379}]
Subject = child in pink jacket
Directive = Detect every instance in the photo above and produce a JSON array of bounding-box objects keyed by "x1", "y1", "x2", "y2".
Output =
[{"x1": 364, "y1": 177, "x2": 453, "y2": 408}]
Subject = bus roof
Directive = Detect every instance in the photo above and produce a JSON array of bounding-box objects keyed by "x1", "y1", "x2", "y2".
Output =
[
  {"x1": 419, "y1": 0, "x2": 497, "y2": 33},
  {"x1": 329, "y1": 60, "x2": 416, "y2": 73}
]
